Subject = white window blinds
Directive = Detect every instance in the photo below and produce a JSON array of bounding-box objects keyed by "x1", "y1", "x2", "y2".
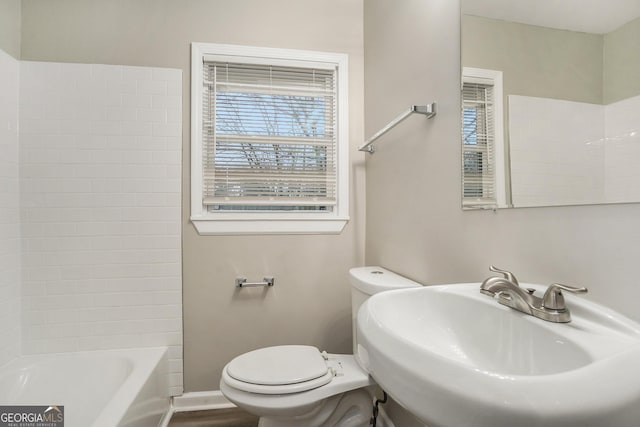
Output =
[
  {"x1": 202, "y1": 61, "x2": 337, "y2": 211},
  {"x1": 462, "y1": 80, "x2": 497, "y2": 207}
]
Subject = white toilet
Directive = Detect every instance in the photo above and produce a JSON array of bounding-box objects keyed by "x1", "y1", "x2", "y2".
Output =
[{"x1": 219, "y1": 266, "x2": 422, "y2": 427}]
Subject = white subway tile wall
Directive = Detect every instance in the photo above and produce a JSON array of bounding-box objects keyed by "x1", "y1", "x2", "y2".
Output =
[
  {"x1": 508, "y1": 95, "x2": 605, "y2": 207},
  {"x1": 0, "y1": 50, "x2": 21, "y2": 367},
  {"x1": 509, "y1": 94, "x2": 640, "y2": 207},
  {"x1": 604, "y1": 95, "x2": 640, "y2": 202},
  {"x1": 19, "y1": 61, "x2": 183, "y2": 395}
]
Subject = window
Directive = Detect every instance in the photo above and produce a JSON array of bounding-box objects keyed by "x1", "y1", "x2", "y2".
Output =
[
  {"x1": 461, "y1": 67, "x2": 506, "y2": 209},
  {"x1": 191, "y1": 43, "x2": 349, "y2": 235}
]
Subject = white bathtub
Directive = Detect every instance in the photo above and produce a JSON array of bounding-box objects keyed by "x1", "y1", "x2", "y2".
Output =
[{"x1": 0, "y1": 347, "x2": 170, "y2": 427}]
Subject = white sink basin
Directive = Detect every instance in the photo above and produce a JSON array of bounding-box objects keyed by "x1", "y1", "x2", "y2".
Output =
[{"x1": 356, "y1": 283, "x2": 640, "y2": 427}]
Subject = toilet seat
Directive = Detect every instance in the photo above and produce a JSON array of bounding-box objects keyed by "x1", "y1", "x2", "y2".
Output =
[
  {"x1": 220, "y1": 352, "x2": 374, "y2": 418},
  {"x1": 223, "y1": 345, "x2": 335, "y2": 395}
]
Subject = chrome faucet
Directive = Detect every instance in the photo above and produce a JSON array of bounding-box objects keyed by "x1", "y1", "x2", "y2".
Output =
[{"x1": 480, "y1": 266, "x2": 588, "y2": 323}]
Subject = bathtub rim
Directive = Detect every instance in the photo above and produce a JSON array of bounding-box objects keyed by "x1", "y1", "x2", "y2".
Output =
[
  {"x1": 0, "y1": 346, "x2": 170, "y2": 427},
  {"x1": 92, "y1": 346, "x2": 169, "y2": 427}
]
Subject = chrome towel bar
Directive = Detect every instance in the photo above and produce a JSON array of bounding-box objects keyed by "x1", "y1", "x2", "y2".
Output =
[
  {"x1": 359, "y1": 103, "x2": 437, "y2": 154},
  {"x1": 236, "y1": 277, "x2": 275, "y2": 288}
]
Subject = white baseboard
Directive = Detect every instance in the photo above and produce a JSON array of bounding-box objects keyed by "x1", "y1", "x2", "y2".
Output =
[
  {"x1": 171, "y1": 390, "x2": 236, "y2": 413},
  {"x1": 167, "y1": 389, "x2": 397, "y2": 427},
  {"x1": 158, "y1": 408, "x2": 173, "y2": 427}
]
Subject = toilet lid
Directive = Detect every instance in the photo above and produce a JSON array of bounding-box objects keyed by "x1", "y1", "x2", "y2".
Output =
[{"x1": 226, "y1": 345, "x2": 330, "y2": 386}]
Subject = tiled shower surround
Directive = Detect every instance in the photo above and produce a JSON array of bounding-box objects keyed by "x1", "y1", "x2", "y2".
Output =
[
  {"x1": 5, "y1": 58, "x2": 183, "y2": 395},
  {"x1": 0, "y1": 50, "x2": 21, "y2": 367},
  {"x1": 509, "y1": 94, "x2": 640, "y2": 207}
]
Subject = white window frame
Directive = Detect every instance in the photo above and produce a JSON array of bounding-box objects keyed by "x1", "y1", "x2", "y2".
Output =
[
  {"x1": 190, "y1": 43, "x2": 349, "y2": 235},
  {"x1": 462, "y1": 67, "x2": 507, "y2": 209}
]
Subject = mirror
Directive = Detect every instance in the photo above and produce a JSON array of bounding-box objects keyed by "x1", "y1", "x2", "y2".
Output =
[{"x1": 461, "y1": 0, "x2": 640, "y2": 209}]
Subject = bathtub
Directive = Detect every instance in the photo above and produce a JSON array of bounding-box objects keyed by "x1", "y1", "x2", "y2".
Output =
[{"x1": 0, "y1": 347, "x2": 170, "y2": 427}]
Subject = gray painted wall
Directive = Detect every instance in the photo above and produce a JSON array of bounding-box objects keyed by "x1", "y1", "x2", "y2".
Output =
[
  {"x1": 463, "y1": 14, "x2": 640, "y2": 106},
  {"x1": 0, "y1": 0, "x2": 21, "y2": 58},
  {"x1": 604, "y1": 17, "x2": 640, "y2": 103},
  {"x1": 462, "y1": 15, "x2": 604, "y2": 105},
  {"x1": 364, "y1": 0, "x2": 640, "y2": 332},
  {"x1": 20, "y1": 0, "x2": 365, "y2": 392}
]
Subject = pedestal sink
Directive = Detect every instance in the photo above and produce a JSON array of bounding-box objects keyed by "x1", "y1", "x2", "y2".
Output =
[{"x1": 356, "y1": 283, "x2": 640, "y2": 427}]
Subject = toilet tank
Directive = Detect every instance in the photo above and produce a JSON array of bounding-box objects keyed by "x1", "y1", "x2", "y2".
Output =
[{"x1": 349, "y1": 266, "x2": 422, "y2": 352}]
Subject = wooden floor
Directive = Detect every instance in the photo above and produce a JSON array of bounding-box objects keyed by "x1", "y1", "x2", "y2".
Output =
[{"x1": 168, "y1": 408, "x2": 259, "y2": 427}]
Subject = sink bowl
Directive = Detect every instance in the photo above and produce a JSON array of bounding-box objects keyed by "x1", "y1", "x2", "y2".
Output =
[{"x1": 356, "y1": 283, "x2": 640, "y2": 427}]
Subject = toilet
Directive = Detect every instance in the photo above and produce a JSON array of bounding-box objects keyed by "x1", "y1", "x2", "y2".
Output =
[{"x1": 219, "y1": 266, "x2": 422, "y2": 427}]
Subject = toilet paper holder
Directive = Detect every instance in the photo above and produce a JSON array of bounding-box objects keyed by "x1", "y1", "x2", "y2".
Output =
[{"x1": 236, "y1": 277, "x2": 275, "y2": 288}]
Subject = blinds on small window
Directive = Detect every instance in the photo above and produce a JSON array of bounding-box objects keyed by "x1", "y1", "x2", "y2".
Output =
[
  {"x1": 462, "y1": 80, "x2": 496, "y2": 206},
  {"x1": 202, "y1": 61, "x2": 338, "y2": 210}
]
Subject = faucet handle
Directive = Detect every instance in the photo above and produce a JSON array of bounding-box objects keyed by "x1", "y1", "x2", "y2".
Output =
[
  {"x1": 489, "y1": 266, "x2": 519, "y2": 286},
  {"x1": 542, "y1": 283, "x2": 588, "y2": 311}
]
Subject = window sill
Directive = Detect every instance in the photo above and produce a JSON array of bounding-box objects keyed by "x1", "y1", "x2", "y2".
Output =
[{"x1": 190, "y1": 217, "x2": 349, "y2": 236}]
